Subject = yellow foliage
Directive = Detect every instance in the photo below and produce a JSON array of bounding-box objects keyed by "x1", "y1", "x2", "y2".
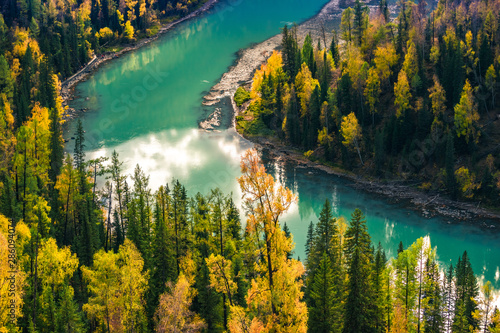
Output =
[
  {"x1": 250, "y1": 51, "x2": 283, "y2": 99},
  {"x1": 340, "y1": 112, "x2": 364, "y2": 164},
  {"x1": 11, "y1": 27, "x2": 43, "y2": 65},
  {"x1": 179, "y1": 251, "x2": 197, "y2": 285},
  {"x1": 0, "y1": 95, "x2": 16, "y2": 172},
  {"x1": 155, "y1": 274, "x2": 206, "y2": 333},
  {"x1": 344, "y1": 44, "x2": 367, "y2": 91},
  {"x1": 38, "y1": 238, "x2": 79, "y2": 289},
  {"x1": 454, "y1": 80, "x2": 480, "y2": 143},
  {"x1": 124, "y1": 21, "x2": 135, "y2": 41},
  {"x1": 82, "y1": 240, "x2": 148, "y2": 332},
  {"x1": 455, "y1": 167, "x2": 480, "y2": 198},
  {"x1": 402, "y1": 42, "x2": 418, "y2": 84},
  {"x1": 205, "y1": 254, "x2": 237, "y2": 298},
  {"x1": 364, "y1": 67, "x2": 381, "y2": 116},
  {"x1": 26, "y1": 103, "x2": 52, "y2": 187},
  {"x1": 234, "y1": 149, "x2": 307, "y2": 333},
  {"x1": 394, "y1": 70, "x2": 411, "y2": 118},
  {"x1": 99, "y1": 27, "x2": 114, "y2": 41},
  {"x1": 295, "y1": 62, "x2": 319, "y2": 115},
  {"x1": 340, "y1": 112, "x2": 361, "y2": 149},
  {"x1": 374, "y1": 43, "x2": 398, "y2": 84},
  {"x1": 428, "y1": 76, "x2": 446, "y2": 116}
]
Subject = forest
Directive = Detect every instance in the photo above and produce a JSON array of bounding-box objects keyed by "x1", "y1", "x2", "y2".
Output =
[
  {"x1": 236, "y1": 0, "x2": 500, "y2": 207},
  {"x1": 1, "y1": 0, "x2": 500, "y2": 332}
]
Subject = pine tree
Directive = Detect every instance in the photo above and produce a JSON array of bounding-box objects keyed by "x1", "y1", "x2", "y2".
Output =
[
  {"x1": 454, "y1": 251, "x2": 479, "y2": 331},
  {"x1": 309, "y1": 199, "x2": 340, "y2": 271},
  {"x1": 306, "y1": 221, "x2": 315, "y2": 260},
  {"x1": 110, "y1": 150, "x2": 126, "y2": 241},
  {"x1": 285, "y1": 86, "x2": 301, "y2": 146},
  {"x1": 73, "y1": 119, "x2": 86, "y2": 192},
  {"x1": 282, "y1": 24, "x2": 299, "y2": 80},
  {"x1": 56, "y1": 285, "x2": 85, "y2": 333},
  {"x1": 172, "y1": 179, "x2": 189, "y2": 276},
  {"x1": 330, "y1": 31, "x2": 340, "y2": 67},
  {"x1": 446, "y1": 132, "x2": 457, "y2": 199},
  {"x1": 423, "y1": 258, "x2": 443, "y2": 333},
  {"x1": 443, "y1": 263, "x2": 455, "y2": 332},
  {"x1": 309, "y1": 252, "x2": 338, "y2": 333},
  {"x1": 353, "y1": 0, "x2": 368, "y2": 46},
  {"x1": 343, "y1": 208, "x2": 374, "y2": 333},
  {"x1": 373, "y1": 243, "x2": 387, "y2": 333}
]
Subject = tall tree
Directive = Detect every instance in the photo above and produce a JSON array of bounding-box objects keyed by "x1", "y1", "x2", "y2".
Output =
[{"x1": 343, "y1": 208, "x2": 374, "y2": 333}]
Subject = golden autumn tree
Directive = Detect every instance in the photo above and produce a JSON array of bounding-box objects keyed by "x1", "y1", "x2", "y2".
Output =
[
  {"x1": 394, "y1": 70, "x2": 411, "y2": 118},
  {"x1": 340, "y1": 112, "x2": 363, "y2": 165},
  {"x1": 364, "y1": 67, "x2": 381, "y2": 126},
  {"x1": 402, "y1": 42, "x2": 420, "y2": 90},
  {"x1": 454, "y1": 80, "x2": 480, "y2": 144},
  {"x1": 344, "y1": 44, "x2": 368, "y2": 101},
  {"x1": 155, "y1": 274, "x2": 206, "y2": 333},
  {"x1": 0, "y1": 95, "x2": 15, "y2": 174},
  {"x1": 428, "y1": 76, "x2": 447, "y2": 117},
  {"x1": 37, "y1": 237, "x2": 84, "y2": 333},
  {"x1": 374, "y1": 43, "x2": 398, "y2": 86},
  {"x1": 454, "y1": 167, "x2": 480, "y2": 199},
  {"x1": 82, "y1": 239, "x2": 148, "y2": 333},
  {"x1": 26, "y1": 103, "x2": 52, "y2": 187},
  {"x1": 55, "y1": 154, "x2": 78, "y2": 245},
  {"x1": 295, "y1": 62, "x2": 320, "y2": 115},
  {"x1": 230, "y1": 149, "x2": 307, "y2": 333},
  {"x1": 205, "y1": 254, "x2": 237, "y2": 306},
  {"x1": 250, "y1": 51, "x2": 283, "y2": 100}
]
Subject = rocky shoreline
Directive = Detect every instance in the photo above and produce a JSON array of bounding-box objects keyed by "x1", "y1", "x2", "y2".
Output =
[
  {"x1": 250, "y1": 135, "x2": 500, "y2": 224},
  {"x1": 60, "y1": 0, "x2": 219, "y2": 121},
  {"x1": 203, "y1": 0, "x2": 500, "y2": 225},
  {"x1": 201, "y1": 0, "x2": 343, "y2": 118}
]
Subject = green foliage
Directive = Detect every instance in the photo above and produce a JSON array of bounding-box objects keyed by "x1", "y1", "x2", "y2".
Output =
[
  {"x1": 343, "y1": 209, "x2": 374, "y2": 333},
  {"x1": 234, "y1": 87, "x2": 250, "y2": 107}
]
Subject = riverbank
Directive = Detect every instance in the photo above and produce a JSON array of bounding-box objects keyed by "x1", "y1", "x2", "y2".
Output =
[
  {"x1": 203, "y1": 0, "x2": 500, "y2": 224},
  {"x1": 246, "y1": 134, "x2": 500, "y2": 224},
  {"x1": 201, "y1": 0, "x2": 341, "y2": 114},
  {"x1": 60, "y1": 0, "x2": 219, "y2": 121}
]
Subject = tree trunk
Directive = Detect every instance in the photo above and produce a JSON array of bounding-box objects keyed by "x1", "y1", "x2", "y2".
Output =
[{"x1": 64, "y1": 170, "x2": 72, "y2": 245}]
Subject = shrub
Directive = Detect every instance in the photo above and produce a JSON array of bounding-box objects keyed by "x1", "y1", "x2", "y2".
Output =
[{"x1": 234, "y1": 87, "x2": 251, "y2": 107}]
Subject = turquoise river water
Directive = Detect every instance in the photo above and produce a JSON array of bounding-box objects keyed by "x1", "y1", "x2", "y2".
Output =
[{"x1": 66, "y1": 0, "x2": 500, "y2": 286}]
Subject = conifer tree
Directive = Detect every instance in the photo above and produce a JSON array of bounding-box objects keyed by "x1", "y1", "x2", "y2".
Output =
[
  {"x1": 343, "y1": 208, "x2": 374, "y2": 333},
  {"x1": 309, "y1": 252, "x2": 338, "y2": 333},
  {"x1": 453, "y1": 251, "x2": 479, "y2": 331}
]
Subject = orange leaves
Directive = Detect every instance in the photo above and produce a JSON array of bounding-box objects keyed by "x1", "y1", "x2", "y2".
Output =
[
  {"x1": 155, "y1": 274, "x2": 206, "y2": 333},
  {"x1": 235, "y1": 149, "x2": 307, "y2": 333},
  {"x1": 238, "y1": 148, "x2": 297, "y2": 233}
]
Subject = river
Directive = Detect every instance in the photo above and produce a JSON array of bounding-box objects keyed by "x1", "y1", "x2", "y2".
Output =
[{"x1": 66, "y1": 0, "x2": 500, "y2": 286}]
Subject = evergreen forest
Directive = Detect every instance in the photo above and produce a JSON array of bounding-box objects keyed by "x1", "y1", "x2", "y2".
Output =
[{"x1": 0, "y1": 0, "x2": 500, "y2": 332}]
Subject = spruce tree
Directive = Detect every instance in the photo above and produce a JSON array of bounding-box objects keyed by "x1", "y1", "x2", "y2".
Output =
[
  {"x1": 373, "y1": 243, "x2": 387, "y2": 333},
  {"x1": 305, "y1": 221, "x2": 315, "y2": 259},
  {"x1": 446, "y1": 132, "x2": 457, "y2": 199},
  {"x1": 285, "y1": 86, "x2": 300, "y2": 146},
  {"x1": 343, "y1": 208, "x2": 375, "y2": 333},
  {"x1": 454, "y1": 251, "x2": 479, "y2": 331},
  {"x1": 423, "y1": 258, "x2": 443, "y2": 333},
  {"x1": 330, "y1": 31, "x2": 340, "y2": 67},
  {"x1": 309, "y1": 252, "x2": 338, "y2": 333}
]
